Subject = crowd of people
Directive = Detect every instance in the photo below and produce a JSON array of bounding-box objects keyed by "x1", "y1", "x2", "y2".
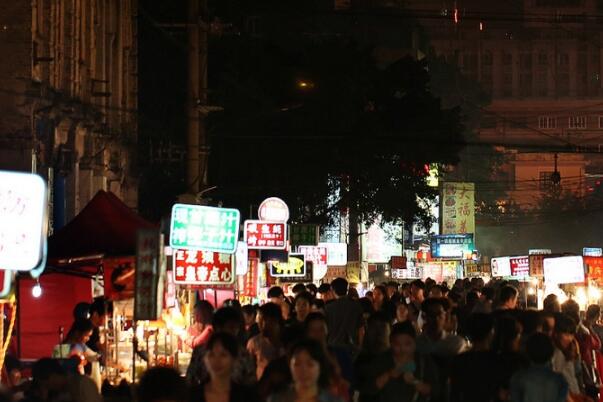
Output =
[{"x1": 4, "y1": 276, "x2": 603, "y2": 402}]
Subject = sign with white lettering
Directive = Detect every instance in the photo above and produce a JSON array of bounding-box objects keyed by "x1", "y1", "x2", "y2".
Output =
[
  {"x1": 170, "y1": 204, "x2": 240, "y2": 254},
  {"x1": 173, "y1": 249, "x2": 234, "y2": 285},
  {"x1": 244, "y1": 220, "x2": 287, "y2": 250}
]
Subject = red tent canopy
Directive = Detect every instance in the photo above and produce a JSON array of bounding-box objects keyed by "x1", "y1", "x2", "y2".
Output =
[
  {"x1": 18, "y1": 191, "x2": 157, "y2": 360},
  {"x1": 48, "y1": 190, "x2": 156, "y2": 259}
]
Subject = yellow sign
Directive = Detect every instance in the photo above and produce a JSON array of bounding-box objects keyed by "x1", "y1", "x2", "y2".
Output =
[
  {"x1": 346, "y1": 261, "x2": 361, "y2": 283},
  {"x1": 272, "y1": 256, "x2": 305, "y2": 276},
  {"x1": 442, "y1": 182, "x2": 475, "y2": 235}
]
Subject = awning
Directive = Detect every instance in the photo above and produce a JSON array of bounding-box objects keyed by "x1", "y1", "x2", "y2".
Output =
[{"x1": 48, "y1": 190, "x2": 156, "y2": 260}]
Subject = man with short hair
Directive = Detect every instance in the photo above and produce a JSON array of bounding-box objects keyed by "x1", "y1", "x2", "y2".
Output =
[
  {"x1": 551, "y1": 313, "x2": 581, "y2": 397},
  {"x1": 324, "y1": 277, "x2": 364, "y2": 353},
  {"x1": 267, "y1": 286, "x2": 285, "y2": 305},
  {"x1": 510, "y1": 333, "x2": 569, "y2": 402},
  {"x1": 86, "y1": 298, "x2": 106, "y2": 354},
  {"x1": 497, "y1": 285, "x2": 518, "y2": 310},
  {"x1": 22, "y1": 358, "x2": 101, "y2": 402},
  {"x1": 318, "y1": 283, "x2": 335, "y2": 303},
  {"x1": 450, "y1": 313, "x2": 499, "y2": 402},
  {"x1": 416, "y1": 297, "x2": 467, "y2": 402}
]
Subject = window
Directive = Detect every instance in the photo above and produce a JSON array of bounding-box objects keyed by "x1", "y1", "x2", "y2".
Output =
[
  {"x1": 539, "y1": 116, "x2": 556, "y2": 129},
  {"x1": 539, "y1": 172, "x2": 554, "y2": 191},
  {"x1": 569, "y1": 116, "x2": 587, "y2": 129},
  {"x1": 520, "y1": 74, "x2": 533, "y2": 97},
  {"x1": 535, "y1": 73, "x2": 548, "y2": 96},
  {"x1": 598, "y1": 116, "x2": 603, "y2": 129},
  {"x1": 538, "y1": 53, "x2": 548, "y2": 65},
  {"x1": 482, "y1": 51, "x2": 493, "y2": 66},
  {"x1": 480, "y1": 116, "x2": 497, "y2": 129},
  {"x1": 503, "y1": 52, "x2": 513, "y2": 65},
  {"x1": 520, "y1": 53, "x2": 532, "y2": 70}
]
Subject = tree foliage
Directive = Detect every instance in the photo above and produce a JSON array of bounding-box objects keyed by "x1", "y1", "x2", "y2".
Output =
[{"x1": 208, "y1": 34, "x2": 465, "y2": 229}]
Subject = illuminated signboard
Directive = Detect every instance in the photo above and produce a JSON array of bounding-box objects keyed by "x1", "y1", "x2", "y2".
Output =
[
  {"x1": 170, "y1": 204, "x2": 240, "y2": 254},
  {"x1": 244, "y1": 220, "x2": 287, "y2": 250},
  {"x1": 235, "y1": 241, "x2": 248, "y2": 276},
  {"x1": 529, "y1": 255, "x2": 545, "y2": 277},
  {"x1": 544, "y1": 256, "x2": 585, "y2": 285},
  {"x1": 318, "y1": 242, "x2": 348, "y2": 266},
  {"x1": 270, "y1": 253, "x2": 306, "y2": 277},
  {"x1": 430, "y1": 234, "x2": 474, "y2": 259},
  {"x1": 298, "y1": 246, "x2": 328, "y2": 280},
  {"x1": 583, "y1": 247, "x2": 603, "y2": 257},
  {"x1": 510, "y1": 256, "x2": 529, "y2": 278},
  {"x1": 0, "y1": 171, "x2": 48, "y2": 271},
  {"x1": 135, "y1": 229, "x2": 164, "y2": 321},
  {"x1": 173, "y1": 249, "x2": 234, "y2": 285},
  {"x1": 441, "y1": 182, "x2": 475, "y2": 235},
  {"x1": 258, "y1": 197, "x2": 289, "y2": 222},
  {"x1": 529, "y1": 249, "x2": 552, "y2": 255},
  {"x1": 290, "y1": 224, "x2": 319, "y2": 246},
  {"x1": 491, "y1": 257, "x2": 511, "y2": 277},
  {"x1": 492, "y1": 256, "x2": 531, "y2": 279}
]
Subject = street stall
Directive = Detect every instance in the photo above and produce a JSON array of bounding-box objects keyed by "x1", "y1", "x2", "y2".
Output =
[
  {"x1": 14, "y1": 190, "x2": 181, "y2": 386},
  {"x1": 543, "y1": 255, "x2": 593, "y2": 309}
]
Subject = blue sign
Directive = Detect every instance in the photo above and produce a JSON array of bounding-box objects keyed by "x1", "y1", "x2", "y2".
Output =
[
  {"x1": 431, "y1": 234, "x2": 475, "y2": 259},
  {"x1": 583, "y1": 247, "x2": 603, "y2": 257}
]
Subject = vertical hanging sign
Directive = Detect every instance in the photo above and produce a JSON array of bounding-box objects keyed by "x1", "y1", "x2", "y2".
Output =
[
  {"x1": 441, "y1": 182, "x2": 475, "y2": 235},
  {"x1": 135, "y1": 229, "x2": 164, "y2": 321}
]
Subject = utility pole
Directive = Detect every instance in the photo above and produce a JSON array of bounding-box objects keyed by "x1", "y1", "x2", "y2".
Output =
[{"x1": 186, "y1": 0, "x2": 209, "y2": 195}]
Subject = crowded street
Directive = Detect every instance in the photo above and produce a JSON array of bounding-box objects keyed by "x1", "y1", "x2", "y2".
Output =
[{"x1": 4, "y1": 0, "x2": 603, "y2": 402}]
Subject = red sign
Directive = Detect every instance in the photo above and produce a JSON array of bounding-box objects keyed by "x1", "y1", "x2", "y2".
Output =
[
  {"x1": 238, "y1": 258, "x2": 259, "y2": 297},
  {"x1": 298, "y1": 246, "x2": 328, "y2": 267},
  {"x1": 510, "y1": 256, "x2": 529, "y2": 277},
  {"x1": 390, "y1": 256, "x2": 407, "y2": 269},
  {"x1": 585, "y1": 257, "x2": 603, "y2": 282},
  {"x1": 244, "y1": 220, "x2": 287, "y2": 250},
  {"x1": 173, "y1": 249, "x2": 234, "y2": 285}
]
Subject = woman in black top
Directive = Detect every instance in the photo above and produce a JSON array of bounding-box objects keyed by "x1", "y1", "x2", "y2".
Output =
[{"x1": 191, "y1": 332, "x2": 260, "y2": 402}]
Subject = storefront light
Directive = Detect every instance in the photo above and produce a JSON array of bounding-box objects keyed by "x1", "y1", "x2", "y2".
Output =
[
  {"x1": 32, "y1": 281, "x2": 42, "y2": 298},
  {"x1": 576, "y1": 287, "x2": 587, "y2": 307},
  {"x1": 588, "y1": 286, "x2": 601, "y2": 301}
]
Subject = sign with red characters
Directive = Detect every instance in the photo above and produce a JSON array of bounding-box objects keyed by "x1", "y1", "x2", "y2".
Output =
[
  {"x1": 585, "y1": 257, "x2": 603, "y2": 283},
  {"x1": 244, "y1": 220, "x2": 287, "y2": 250},
  {"x1": 298, "y1": 246, "x2": 328, "y2": 267},
  {"x1": 173, "y1": 249, "x2": 234, "y2": 285}
]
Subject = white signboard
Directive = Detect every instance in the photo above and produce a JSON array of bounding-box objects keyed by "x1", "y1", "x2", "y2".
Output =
[
  {"x1": 491, "y1": 257, "x2": 511, "y2": 277},
  {"x1": 529, "y1": 249, "x2": 552, "y2": 255},
  {"x1": 319, "y1": 242, "x2": 348, "y2": 266},
  {"x1": 258, "y1": 197, "x2": 289, "y2": 222},
  {"x1": 544, "y1": 256, "x2": 585, "y2": 285},
  {"x1": 235, "y1": 241, "x2": 248, "y2": 276},
  {"x1": 313, "y1": 263, "x2": 328, "y2": 281},
  {"x1": 0, "y1": 171, "x2": 48, "y2": 271}
]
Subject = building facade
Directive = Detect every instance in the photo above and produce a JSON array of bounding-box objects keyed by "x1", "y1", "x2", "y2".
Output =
[
  {"x1": 407, "y1": 0, "x2": 603, "y2": 207},
  {"x1": 0, "y1": 0, "x2": 138, "y2": 231}
]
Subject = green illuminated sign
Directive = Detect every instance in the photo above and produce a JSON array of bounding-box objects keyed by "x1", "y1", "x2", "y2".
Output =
[{"x1": 170, "y1": 204, "x2": 240, "y2": 254}]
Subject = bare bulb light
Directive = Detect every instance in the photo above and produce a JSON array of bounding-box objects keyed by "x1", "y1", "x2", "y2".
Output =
[{"x1": 32, "y1": 283, "x2": 42, "y2": 298}]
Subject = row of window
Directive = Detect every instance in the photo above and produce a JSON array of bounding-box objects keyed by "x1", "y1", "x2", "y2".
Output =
[{"x1": 537, "y1": 115, "x2": 601, "y2": 129}]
